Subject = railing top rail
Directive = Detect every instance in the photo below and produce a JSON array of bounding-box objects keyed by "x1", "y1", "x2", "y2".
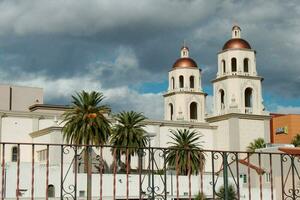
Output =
[{"x1": 0, "y1": 141, "x2": 299, "y2": 156}]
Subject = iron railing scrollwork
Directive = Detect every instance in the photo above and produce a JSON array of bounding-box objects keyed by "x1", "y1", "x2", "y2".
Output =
[
  {"x1": 281, "y1": 154, "x2": 300, "y2": 199},
  {"x1": 0, "y1": 142, "x2": 299, "y2": 199},
  {"x1": 61, "y1": 145, "x2": 78, "y2": 200}
]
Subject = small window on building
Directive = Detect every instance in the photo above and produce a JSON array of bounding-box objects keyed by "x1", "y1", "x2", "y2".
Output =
[
  {"x1": 38, "y1": 149, "x2": 48, "y2": 161},
  {"x1": 244, "y1": 58, "x2": 249, "y2": 72},
  {"x1": 179, "y1": 76, "x2": 184, "y2": 88},
  {"x1": 12, "y1": 146, "x2": 19, "y2": 162},
  {"x1": 265, "y1": 173, "x2": 271, "y2": 183},
  {"x1": 48, "y1": 185, "x2": 55, "y2": 197},
  {"x1": 189, "y1": 76, "x2": 194, "y2": 88},
  {"x1": 231, "y1": 58, "x2": 237, "y2": 72},
  {"x1": 79, "y1": 190, "x2": 85, "y2": 197},
  {"x1": 240, "y1": 174, "x2": 247, "y2": 184}
]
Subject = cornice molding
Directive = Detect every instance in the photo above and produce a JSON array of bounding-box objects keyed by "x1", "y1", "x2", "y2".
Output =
[
  {"x1": 163, "y1": 90, "x2": 207, "y2": 97},
  {"x1": 29, "y1": 104, "x2": 71, "y2": 112},
  {"x1": 211, "y1": 75, "x2": 263, "y2": 83},
  {"x1": 217, "y1": 48, "x2": 256, "y2": 54},
  {"x1": 29, "y1": 119, "x2": 216, "y2": 139},
  {"x1": 0, "y1": 110, "x2": 63, "y2": 119},
  {"x1": 30, "y1": 126, "x2": 62, "y2": 138},
  {"x1": 206, "y1": 113, "x2": 271, "y2": 123},
  {"x1": 142, "y1": 119, "x2": 217, "y2": 129}
]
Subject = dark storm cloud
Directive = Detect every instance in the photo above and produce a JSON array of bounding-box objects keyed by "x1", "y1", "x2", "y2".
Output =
[{"x1": 0, "y1": 0, "x2": 299, "y2": 118}]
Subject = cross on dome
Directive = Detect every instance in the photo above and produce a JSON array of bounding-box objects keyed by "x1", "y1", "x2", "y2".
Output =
[
  {"x1": 181, "y1": 40, "x2": 189, "y2": 58},
  {"x1": 232, "y1": 24, "x2": 241, "y2": 38}
]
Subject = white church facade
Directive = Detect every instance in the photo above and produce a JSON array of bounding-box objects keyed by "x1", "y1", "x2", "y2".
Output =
[{"x1": 0, "y1": 25, "x2": 275, "y2": 199}]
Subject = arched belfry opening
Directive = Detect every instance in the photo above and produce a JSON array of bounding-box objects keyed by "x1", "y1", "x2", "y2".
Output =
[
  {"x1": 179, "y1": 76, "x2": 184, "y2": 88},
  {"x1": 245, "y1": 88, "x2": 253, "y2": 108},
  {"x1": 169, "y1": 103, "x2": 174, "y2": 120},
  {"x1": 244, "y1": 58, "x2": 249, "y2": 72},
  {"x1": 222, "y1": 60, "x2": 226, "y2": 74},
  {"x1": 190, "y1": 102, "x2": 197, "y2": 120},
  {"x1": 190, "y1": 76, "x2": 194, "y2": 88},
  {"x1": 231, "y1": 58, "x2": 237, "y2": 72},
  {"x1": 219, "y1": 89, "x2": 225, "y2": 110},
  {"x1": 171, "y1": 77, "x2": 175, "y2": 89}
]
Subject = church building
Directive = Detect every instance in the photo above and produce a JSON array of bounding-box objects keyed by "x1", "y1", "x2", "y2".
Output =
[{"x1": 0, "y1": 25, "x2": 271, "y2": 152}]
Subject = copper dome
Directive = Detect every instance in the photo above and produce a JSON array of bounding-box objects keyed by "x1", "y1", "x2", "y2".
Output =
[
  {"x1": 222, "y1": 38, "x2": 251, "y2": 50},
  {"x1": 172, "y1": 57, "x2": 198, "y2": 69}
]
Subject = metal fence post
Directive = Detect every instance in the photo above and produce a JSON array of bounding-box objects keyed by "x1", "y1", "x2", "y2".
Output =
[{"x1": 223, "y1": 152, "x2": 229, "y2": 200}]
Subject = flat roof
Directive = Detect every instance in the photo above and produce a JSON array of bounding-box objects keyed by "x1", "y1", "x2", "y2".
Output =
[{"x1": 29, "y1": 104, "x2": 71, "y2": 112}]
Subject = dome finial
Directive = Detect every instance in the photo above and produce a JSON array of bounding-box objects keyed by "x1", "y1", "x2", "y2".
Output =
[
  {"x1": 181, "y1": 40, "x2": 189, "y2": 58},
  {"x1": 232, "y1": 22, "x2": 241, "y2": 39}
]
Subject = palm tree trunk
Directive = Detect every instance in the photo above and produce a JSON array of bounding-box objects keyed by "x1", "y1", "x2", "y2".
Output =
[{"x1": 128, "y1": 155, "x2": 131, "y2": 173}]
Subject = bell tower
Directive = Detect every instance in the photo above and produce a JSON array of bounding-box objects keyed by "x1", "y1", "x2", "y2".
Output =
[
  {"x1": 207, "y1": 25, "x2": 270, "y2": 151},
  {"x1": 163, "y1": 45, "x2": 206, "y2": 122},
  {"x1": 212, "y1": 25, "x2": 265, "y2": 116}
]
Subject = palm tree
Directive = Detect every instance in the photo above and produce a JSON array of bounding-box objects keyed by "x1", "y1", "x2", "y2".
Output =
[
  {"x1": 110, "y1": 111, "x2": 148, "y2": 171},
  {"x1": 216, "y1": 184, "x2": 237, "y2": 200},
  {"x1": 291, "y1": 134, "x2": 300, "y2": 147},
  {"x1": 166, "y1": 129, "x2": 205, "y2": 175},
  {"x1": 62, "y1": 90, "x2": 111, "y2": 200},
  {"x1": 247, "y1": 138, "x2": 266, "y2": 152}
]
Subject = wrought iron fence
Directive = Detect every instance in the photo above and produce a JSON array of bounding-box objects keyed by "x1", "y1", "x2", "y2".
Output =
[{"x1": 0, "y1": 142, "x2": 299, "y2": 200}]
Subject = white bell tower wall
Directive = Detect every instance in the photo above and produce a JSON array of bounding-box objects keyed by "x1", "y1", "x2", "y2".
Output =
[
  {"x1": 164, "y1": 46, "x2": 206, "y2": 122},
  {"x1": 213, "y1": 49, "x2": 264, "y2": 116}
]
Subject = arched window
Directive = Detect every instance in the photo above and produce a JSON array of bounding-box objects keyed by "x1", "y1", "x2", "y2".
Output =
[
  {"x1": 12, "y1": 146, "x2": 18, "y2": 162},
  {"x1": 190, "y1": 102, "x2": 197, "y2": 120},
  {"x1": 171, "y1": 77, "x2": 175, "y2": 89},
  {"x1": 245, "y1": 88, "x2": 253, "y2": 107},
  {"x1": 219, "y1": 89, "x2": 225, "y2": 110},
  {"x1": 231, "y1": 58, "x2": 237, "y2": 72},
  {"x1": 179, "y1": 76, "x2": 184, "y2": 88},
  {"x1": 222, "y1": 60, "x2": 226, "y2": 74},
  {"x1": 169, "y1": 103, "x2": 173, "y2": 120},
  {"x1": 189, "y1": 76, "x2": 194, "y2": 88},
  {"x1": 48, "y1": 185, "x2": 55, "y2": 197},
  {"x1": 244, "y1": 58, "x2": 249, "y2": 72}
]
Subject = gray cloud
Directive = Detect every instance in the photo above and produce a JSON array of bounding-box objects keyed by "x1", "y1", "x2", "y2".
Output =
[{"x1": 0, "y1": 0, "x2": 299, "y2": 118}]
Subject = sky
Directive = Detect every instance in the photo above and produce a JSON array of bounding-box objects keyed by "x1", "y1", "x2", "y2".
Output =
[{"x1": 0, "y1": 0, "x2": 300, "y2": 119}]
